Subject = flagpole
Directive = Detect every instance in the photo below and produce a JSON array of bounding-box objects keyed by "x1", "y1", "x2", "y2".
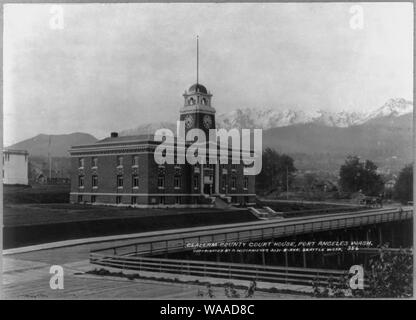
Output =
[
  {"x1": 196, "y1": 35, "x2": 199, "y2": 85},
  {"x1": 48, "y1": 135, "x2": 52, "y2": 183}
]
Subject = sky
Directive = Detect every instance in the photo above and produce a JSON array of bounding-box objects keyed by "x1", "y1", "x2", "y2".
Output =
[{"x1": 3, "y1": 2, "x2": 414, "y2": 146}]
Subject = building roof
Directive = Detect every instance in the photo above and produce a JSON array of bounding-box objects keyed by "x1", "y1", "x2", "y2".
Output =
[
  {"x1": 96, "y1": 134, "x2": 155, "y2": 144},
  {"x1": 70, "y1": 133, "x2": 174, "y2": 150},
  {"x1": 188, "y1": 83, "x2": 208, "y2": 94},
  {"x1": 3, "y1": 149, "x2": 29, "y2": 155},
  {"x1": 70, "y1": 132, "x2": 255, "y2": 157}
]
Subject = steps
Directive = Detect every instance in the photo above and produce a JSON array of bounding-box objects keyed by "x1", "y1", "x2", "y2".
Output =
[
  {"x1": 214, "y1": 197, "x2": 232, "y2": 209},
  {"x1": 248, "y1": 206, "x2": 283, "y2": 219},
  {"x1": 202, "y1": 194, "x2": 216, "y2": 204}
]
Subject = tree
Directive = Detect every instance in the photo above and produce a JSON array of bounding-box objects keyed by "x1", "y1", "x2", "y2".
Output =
[
  {"x1": 362, "y1": 247, "x2": 413, "y2": 298},
  {"x1": 339, "y1": 156, "x2": 384, "y2": 196},
  {"x1": 256, "y1": 148, "x2": 296, "y2": 194},
  {"x1": 312, "y1": 247, "x2": 412, "y2": 298},
  {"x1": 303, "y1": 173, "x2": 318, "y2": 192},
  {"x1": 394, "y1": 164, "x2": 413, "y2": 204}
]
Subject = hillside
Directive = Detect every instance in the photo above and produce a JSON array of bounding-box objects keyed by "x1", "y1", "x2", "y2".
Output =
[
  {"x1": 263, "y1": 113, "x2": 413, "y2": 173},
  {"x1": 7, "y1": 133, "x2": 98, "y2": 158}
]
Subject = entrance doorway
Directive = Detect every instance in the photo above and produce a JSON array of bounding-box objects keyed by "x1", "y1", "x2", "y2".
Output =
[{"x1": 203, "y1": 184, "x2": 212, "y2": 195}]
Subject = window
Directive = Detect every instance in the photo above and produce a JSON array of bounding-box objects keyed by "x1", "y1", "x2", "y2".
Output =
[
  {"x1": 193, "y1": 176, "x2": 199, "y2": 189},
  {"x1": 78, "y1": 195, "x2": 83, "y2": 203},
  {"x1": 159, "y1": 196, "x2": 165, "y2": 204},
  {"x1": 174, "y1": 165, "x2": 182, "y2": 175},
  {"x1": 131, "y1": 197, "x2": 137, "y2": 205},
  {"x1": 174, "y1": 177, "x2": 181, "y2": 189},
  {"x1": 117, "y1": 175, "x2": 123, "y2": 188},
  {"x1": 78, "y1": 158, "x2": 84, "y2": 168},
  {"x1": 91, "y1": 195, "x2": 96, "y2": 203},
  {"x1": 175, "y1": 196, "x2": 181, "y2": 204},
  {"x1": 222, "y1": 177, "x2": 227, "y2": 189},
  {"x1": 117, "y1": 156, "x2": 123, "y2": 167},
  {"x1": 158, "y1": 165, "x2": 166, "y2": 175},
  {"x1": 231, "y1": 177, "x2": 236, "y2": 189},
  {"x1": 92, "y1": 157, "x2": 98, "y2": 167},
  {"x1": 158, "y1": 176, "x2": 165, "y2": 189},
  {"x1": 78, "y1": 175, "x2": 85, "y2": 188},
  {"x1": 116, "y1": 196, "x2": 122, "y2": 204},
  {"x1": 244, "y1": 177, "x2": 249, "y2": 189},
  {"x1": 132, "y1": 175, "x2": 139, "y2": 188},
  {"x1": 92, "y1": 175, "x2": 98, "y2": 188},
  {"x1": 132, "y1": 155, "x2": 139, "y2": 166}
]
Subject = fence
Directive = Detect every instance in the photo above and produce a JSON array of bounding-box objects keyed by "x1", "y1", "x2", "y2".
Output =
[
  {"x1": 91, "y1": 208, "x2": 413, "y2": 257},
  {"x1": 89, "y1": 208, "x2": 412, "y2": 288},
  {"x1": 90, "y1": 252, "x2": 348, "y2": 287}
]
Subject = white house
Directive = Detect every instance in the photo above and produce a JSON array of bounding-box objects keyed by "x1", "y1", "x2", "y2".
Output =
[{"x1": 2, "y1": 149, "x2": 29, "y2": 185}]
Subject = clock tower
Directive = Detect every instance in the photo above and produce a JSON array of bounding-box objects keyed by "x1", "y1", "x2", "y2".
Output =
[
  {"x1": 179, "y1": 36, "x2": 216, "y2": 137},
  {"x1": 180, "y1": 83, "x2": 216, "y2": 136}
]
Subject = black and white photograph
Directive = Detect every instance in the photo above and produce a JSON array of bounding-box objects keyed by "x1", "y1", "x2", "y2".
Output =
[{"x1": 1, "y1": 1, "x2": 414, "y2": 301}]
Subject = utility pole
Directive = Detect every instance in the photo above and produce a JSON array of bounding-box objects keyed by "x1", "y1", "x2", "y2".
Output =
[
  {"x1": 48, "y1": 135, "x2": 52, "y2": 183},
  {"x1": 286, "y1": 166, "x2": 289, "y2": 200}
]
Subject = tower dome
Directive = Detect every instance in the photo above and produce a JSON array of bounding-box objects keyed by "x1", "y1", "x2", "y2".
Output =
[{"x1": 188, "y1": 83, "x2": 208, "y2": 94}]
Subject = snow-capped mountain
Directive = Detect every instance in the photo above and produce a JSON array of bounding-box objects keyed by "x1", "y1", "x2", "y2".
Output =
[
  {"x1": 119, "y1": 98, "x2": 413, "y2": 135},
  {"x1": 357, "y1": 98, "x2": 413, "y2": 124},
  {"x1": 217, "y1": 108, "x2": 314, "y2": 130},
  {"x1": 309, "y1": 110, "x2": 366, "y2": 128},
  {"x1": 216, "y1": 98, "x2": 413, "y2": 129},
  {"x1": 216, "y1": 108, "x2": 369, "y2": 129}
]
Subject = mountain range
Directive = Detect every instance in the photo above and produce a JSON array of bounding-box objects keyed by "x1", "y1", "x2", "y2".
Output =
[
  {"x1": 6, "y1": 98, "x2": 413, "y2": 176},
  {"x1": 213, "y1": 98, "x2": 413, "y2": 130},
  {"x1": 117, "y1": 98, "x2": 412, "y2": 135}
]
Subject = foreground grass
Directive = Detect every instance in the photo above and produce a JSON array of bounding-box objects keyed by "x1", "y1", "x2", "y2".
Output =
[{"x1": 3, "y1": 205, "x2": 256, "y2": 249}]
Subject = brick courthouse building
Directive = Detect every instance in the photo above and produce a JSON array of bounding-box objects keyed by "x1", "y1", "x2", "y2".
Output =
[{"x1": 69, "y1": 81, "x2": 256, "y2": 208}]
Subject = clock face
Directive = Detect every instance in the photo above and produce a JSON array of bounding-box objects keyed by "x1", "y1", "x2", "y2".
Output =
[
  {"x1": 203, "y1": 115, "x2": 213, "y2": 129},
  {"x1": 184, "y1": 114, "x2": 194, "y2": 129}
]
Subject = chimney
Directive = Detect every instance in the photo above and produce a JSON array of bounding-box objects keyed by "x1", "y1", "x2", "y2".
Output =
[{"x1": 110, "y1": 132, "x2": 118, "y2": 138}]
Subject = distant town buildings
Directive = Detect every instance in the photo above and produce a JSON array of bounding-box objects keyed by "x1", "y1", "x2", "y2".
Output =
[{"x1": 2, "y1": 149, "x2": 29, "y2": 185}]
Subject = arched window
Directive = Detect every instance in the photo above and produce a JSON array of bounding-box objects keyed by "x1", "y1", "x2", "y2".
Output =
[
  {"x1": 201, "y1": 98, "x2": 206, "y2": 105},
  {"x1": 188, "y1": 98, "x2": 195, "y2": 105}
]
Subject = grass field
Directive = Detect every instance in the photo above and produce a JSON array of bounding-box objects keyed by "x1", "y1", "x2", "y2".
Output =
[
  {"x1": 3, "y1": 203, "x2": 257, "y2": 249},
  {"x1": 3, "y1": 184, "x2": 70, "y2": 204},
  {"x1": 3, "y1": 203, "x2": 239, "y2": 226}
]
